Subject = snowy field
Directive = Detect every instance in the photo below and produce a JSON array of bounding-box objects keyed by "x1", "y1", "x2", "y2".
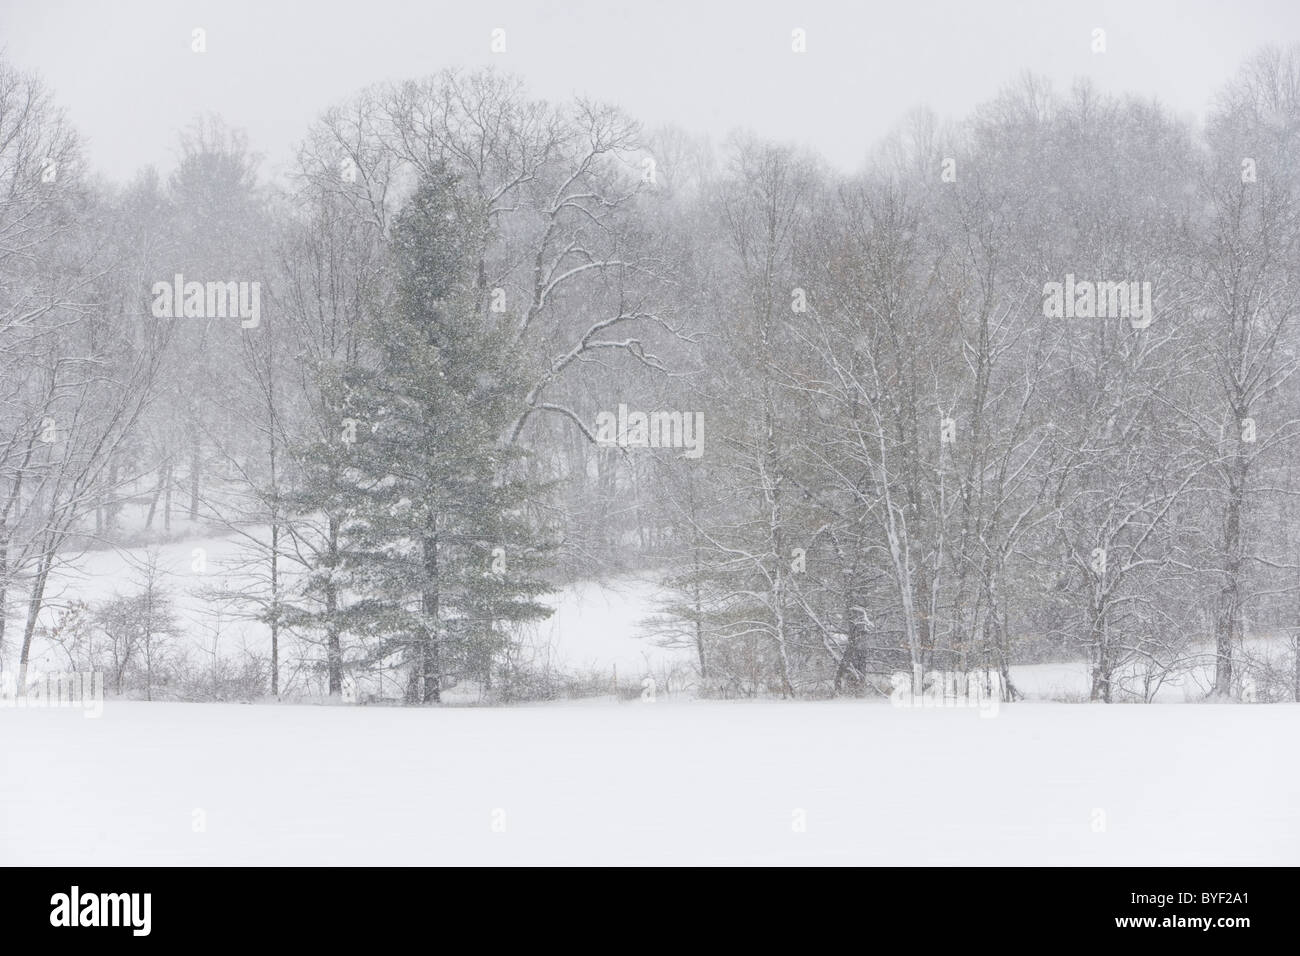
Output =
[
  {"x1": 15, "y1": 529, "x2": 1274, "y2": 700},
  {"x1": 15, "y1": 529, "x2": 694, "y2": 690},
  {"x1": 7, "y1": 530, "x2": 1298, "y2": 865},
  {"x1": 3, "y1": 698, "x2": 1297, "y2": 865}
]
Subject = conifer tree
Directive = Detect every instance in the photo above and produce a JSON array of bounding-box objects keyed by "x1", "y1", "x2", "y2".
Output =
[{"x1": 292, "y1": 165, "x2": 554, "y2": 702}]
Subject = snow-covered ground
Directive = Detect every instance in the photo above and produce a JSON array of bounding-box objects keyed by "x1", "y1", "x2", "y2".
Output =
[
  {"x1": 17, "y1": 529, "x2": 278, "y2": 676},
  {"x1": 534, "y1": 573, "x2": 691, "y2": 674},
  {"x1": 6, "y1": 531, "x2": 1298, "y2": 865},
  {"x1": 9, "y1": 529, "x2": 1293, "y2": 704},
  {"x1": 3, "y1": 698, "x2": 1296, "y2": 865},
  {"x1": 14, "y1": 529, "x2": 691, "y2": 687}
]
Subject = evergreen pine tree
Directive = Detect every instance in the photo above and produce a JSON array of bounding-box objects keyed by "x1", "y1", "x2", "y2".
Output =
[{"x1": 290, "y1": 165, "x2": 554, "y2": 702}]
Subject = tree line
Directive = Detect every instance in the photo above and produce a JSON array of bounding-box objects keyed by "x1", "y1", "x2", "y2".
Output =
[{"x1": 2, "y1": 48, "x2": 1299, "y2": 703}]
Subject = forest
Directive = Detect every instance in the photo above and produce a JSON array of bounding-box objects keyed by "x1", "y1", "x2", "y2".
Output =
[{"x1": 3, "y1": 45, "x2": 1300, "y2": 708}]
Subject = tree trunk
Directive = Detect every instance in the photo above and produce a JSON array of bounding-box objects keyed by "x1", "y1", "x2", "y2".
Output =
[
  {"x1": 693, "y1": 547, "x2": 706, "y2": 680},
  {"x1": 269, "y1": 521, "x2": 279, "y2": 698},
  {"x1": 164, "y1": 462, "x2": 174, "y2": 532},
  {"x1": 1215, "y1": 469, "x2": 1245, "y2": 696},
  {"x1": 421, "y1": 531, "x2": 441, "y2": 703},
  {"x1": 144, "y1": 461, "x2": 170, "y2": 531},
  {"x1": 326, "y1": 516, "x2": 342, "y2": 697},
  {"x1": 105, "y1": 460, "x2": 119, "y2": 533},
  {"x1": 1293, "y1": 633, "x2": 1299, "y2": 703},
  {"x1": 189, "y1": 438, "x2": 201, "y2": 520},
  {"x1": 268, "y1": 418, "x2": 280, "y2": 698},
  {"x1": 17, "y1": 550, "x2": 52, "y2": 688},
  {"x1": 0, "y1": 534, "x2": 8, "y2": 675}
]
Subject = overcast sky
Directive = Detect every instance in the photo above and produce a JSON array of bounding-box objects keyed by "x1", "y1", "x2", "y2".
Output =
[{"x1": 2, "y1": 0, "x2": 1297, "y2": 183}]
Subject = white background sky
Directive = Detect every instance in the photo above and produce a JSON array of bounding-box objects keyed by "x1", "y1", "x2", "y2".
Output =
[{"x1": 1, "y1": 0, "x2": 1297, "y2": 183}]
